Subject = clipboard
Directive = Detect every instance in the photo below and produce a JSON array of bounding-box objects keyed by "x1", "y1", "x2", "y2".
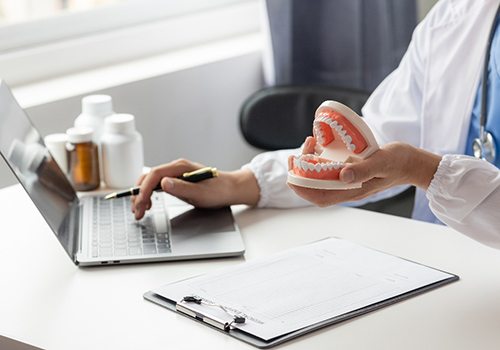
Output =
[{"x1": 144, "y1": 237, "x2": 459, "y2": 348}]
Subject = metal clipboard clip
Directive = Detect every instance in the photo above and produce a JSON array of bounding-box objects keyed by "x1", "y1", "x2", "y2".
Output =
[{"x1": 176, "y1": 296, "x2": 246, "y2": 332}]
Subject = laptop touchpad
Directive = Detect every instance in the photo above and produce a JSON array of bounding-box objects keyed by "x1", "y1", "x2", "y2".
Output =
[{"x1": 168, "y1": 206, "x2": 235, "y2": 236}]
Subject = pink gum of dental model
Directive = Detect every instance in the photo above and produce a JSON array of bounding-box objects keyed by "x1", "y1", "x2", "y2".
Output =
[{"x1": 287, "y1": 100, "x2": 379, "y2": 190}]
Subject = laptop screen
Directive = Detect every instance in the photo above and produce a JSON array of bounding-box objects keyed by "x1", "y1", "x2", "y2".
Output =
[{"x1": 0, "y1": 81, "x2": 79, "y2": 259}]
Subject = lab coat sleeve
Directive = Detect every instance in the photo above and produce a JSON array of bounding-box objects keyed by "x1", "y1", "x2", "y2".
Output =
[
  {"x1": 241, "y1": 148, "x2": 312, "y2": 208},
  {"x1": 427, "y1": 155, "x2": 500, "y2": 249}
]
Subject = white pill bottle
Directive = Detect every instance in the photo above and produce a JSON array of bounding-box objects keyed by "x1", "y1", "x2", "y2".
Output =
[
  {"x1": 74, "y1": 95, "x2": 114, "y2": 142},
  {"x1": 101, "y1": 113, "x2": 144, "y2": 188}
]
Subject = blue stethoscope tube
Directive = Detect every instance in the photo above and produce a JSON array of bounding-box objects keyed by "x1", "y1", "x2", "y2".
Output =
[{"x1": 473, "y1": 5, "x2": 500, "y2": 163}]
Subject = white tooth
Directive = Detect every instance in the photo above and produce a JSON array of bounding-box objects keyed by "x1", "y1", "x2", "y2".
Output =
[
  {"x1": 349, "y1": 144, "x2": 356, "y2": 151},
  {"x1": 320, "y1": 163, "x2": 329, "y2": 171},
  {"x1": 329, "y1": 120, "x2": 338, "y2": 127},
  {"x1": 307, "y1": 162, "x2": 315, "y2": 171},
  {"x1": 333, "y1": 162, "x2": 340, "y2": 169},
  {"x1": 340, "y1": 129, "x2": 347, "y2": 137},
  {"x1": 301, "y1": 161, "x2": 309, "y2": 171},
  {"x1": 314, "y1": 163, "x2": 322, "y2": 172},
  {"x1": 294, "y1": 157, "x2": 300, "y2": 167},
  {"x1": 327, "y1": 163, "x2": 334, "y2": 170},
  {"x1": 344, "y1": 135, "x2": 352, "y2": 144}
]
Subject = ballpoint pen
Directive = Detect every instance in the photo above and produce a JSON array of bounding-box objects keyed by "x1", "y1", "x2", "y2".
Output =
[{"x1": 103, "y1": 166, "x2": 218, "y2": 200}]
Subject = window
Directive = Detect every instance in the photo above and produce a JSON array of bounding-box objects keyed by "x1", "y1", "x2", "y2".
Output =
[
  {"x1": 0, "y1": 0, "x2": 260, "y2": 85},
  {"x1": 0, "y1": 0, "x2": 125, "y2": 25}
]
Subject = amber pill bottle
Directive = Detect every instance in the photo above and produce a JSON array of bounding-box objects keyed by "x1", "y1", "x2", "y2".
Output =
[{"x1": 66, "y1": 127, "x2": 100, "y2": 191}]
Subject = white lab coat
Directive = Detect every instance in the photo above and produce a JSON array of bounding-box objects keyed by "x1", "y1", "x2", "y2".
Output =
[{"x1": 243, "y1": 0, "x2": 500, "y2": 249}]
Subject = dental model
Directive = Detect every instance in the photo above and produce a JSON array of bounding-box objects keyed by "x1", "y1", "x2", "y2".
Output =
[{"x1": 287, "y1": 101, "x2": 379, "y2": 189}]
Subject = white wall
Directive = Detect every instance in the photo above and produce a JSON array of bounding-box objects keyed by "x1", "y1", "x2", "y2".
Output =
[{"x1": 0, "y1": 51, "x2": 265, "y2": 189}]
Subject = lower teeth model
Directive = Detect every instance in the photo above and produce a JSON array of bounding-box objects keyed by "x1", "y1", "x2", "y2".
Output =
[{"x1": 287, "y1": 101, "x2": 379, "y2": 190}]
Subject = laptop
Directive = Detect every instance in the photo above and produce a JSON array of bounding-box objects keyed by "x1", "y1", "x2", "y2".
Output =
[{"x1": 0, "y1": 80, "x2": 245, "y2": 266}]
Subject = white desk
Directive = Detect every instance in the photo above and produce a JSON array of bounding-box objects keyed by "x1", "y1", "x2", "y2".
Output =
[{"x1": 0, "y1": 184, "x2": 499, "y2": 350}]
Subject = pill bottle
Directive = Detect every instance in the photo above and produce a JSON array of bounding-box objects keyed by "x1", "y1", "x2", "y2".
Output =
[
  {"x1": 66, "y1": 127, "x2": 100, "y2": 191},
  {"x1": 74, "y1": 95, "x2": 114, "y2": 142},
  {"x1": 101, "y1": 113, "x2": 144, "y2": 188}
]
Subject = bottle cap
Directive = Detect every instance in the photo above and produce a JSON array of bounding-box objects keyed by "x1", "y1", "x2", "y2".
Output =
[
  {"x1": 66, "y1": 127, "x2": 94, "y2": 143},
  {"x1": 81, "y1": 95, "x2": 113, "y2": 117},
  {"x1": 44, "y1": 133, "x2": 68, "y2": 145},
  {"x1": 7, "y1": 139, "x2": 46, "y2": 173},
  {"x1": 104, "y1": 113, "x2": 136, "y2": 134}
]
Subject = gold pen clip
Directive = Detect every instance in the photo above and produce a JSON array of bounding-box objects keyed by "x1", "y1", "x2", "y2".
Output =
[{"x1": 181, "y1": 167, "x2": 218, "y2": 178}]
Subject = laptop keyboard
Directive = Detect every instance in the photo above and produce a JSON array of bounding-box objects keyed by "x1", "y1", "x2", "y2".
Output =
[{"x1": 91, "y1": 196, "x2": 171, "y2": 258}]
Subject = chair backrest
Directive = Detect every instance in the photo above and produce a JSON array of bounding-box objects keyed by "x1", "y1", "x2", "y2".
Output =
[{"x1": 239, "y1": 85, "x2": 370, "y2": 150}]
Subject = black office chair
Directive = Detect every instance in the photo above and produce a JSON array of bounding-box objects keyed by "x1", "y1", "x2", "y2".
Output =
[{"x1": 240, "y1": 85, "x2": 370, "y2": 151}]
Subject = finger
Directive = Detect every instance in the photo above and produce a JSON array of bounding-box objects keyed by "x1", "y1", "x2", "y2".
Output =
[
  {"x1": 134, "y1": 202, "x2": 145, "y2": 220},
  {"x1": 288, "y1": 155, "x2": 295, "y2": 171},
  {"x1": 301, "y1": 136, "x2": 316, "y2": 154},
  {"x1": 160, "y1": 177, "x2": 213, "y2": 207},
  {"x1": 135, "y1": 173, "x2": 147, "y2": 186},
  {"x1": 134, "y1": 170, "x2": 160, "y2": 219},
  {"x1": 130, "y1": 174, "x2": 147, "y2": 213},
  {"x1": 339, "y1": 151, "x2": 386, "y2": 184}
]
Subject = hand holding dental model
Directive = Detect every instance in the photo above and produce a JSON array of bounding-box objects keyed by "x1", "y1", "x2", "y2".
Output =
[
  {"x1": 285, "y1": 101, "x2": 442, "y2": 207},
  {"x1": 288, "y1": 139, "x2": 441, "y2": 208},
  {"x1": 287, "y1": 101, "x2": 379, "y2": 189}
]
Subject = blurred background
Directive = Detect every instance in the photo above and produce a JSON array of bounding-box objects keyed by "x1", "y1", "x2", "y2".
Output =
[{"x1": 0, "y1": 0, "x2": 438, "y2": 189}]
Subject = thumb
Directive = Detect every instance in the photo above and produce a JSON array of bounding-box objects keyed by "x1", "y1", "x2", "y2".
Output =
[
  {"x1": 160, "y1": 176, "x2": 200, "y2": 201},
  {"x1": 340, "y1": 157, "x2": 385, "y2": 184}
]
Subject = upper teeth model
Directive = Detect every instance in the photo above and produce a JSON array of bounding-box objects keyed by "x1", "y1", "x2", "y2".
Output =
[{"x1": 287, "y1": 100, "x2": 379, "y2": 189}]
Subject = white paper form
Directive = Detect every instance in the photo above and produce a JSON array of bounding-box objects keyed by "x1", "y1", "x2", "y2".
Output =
[{"x1": 152, "y1": 237, "x2": 455, "y2": 341}]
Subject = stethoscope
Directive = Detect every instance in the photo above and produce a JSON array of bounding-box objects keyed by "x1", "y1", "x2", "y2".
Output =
[{"x1": 472, "y1": 6, "x2": 500, "y2": 163}]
